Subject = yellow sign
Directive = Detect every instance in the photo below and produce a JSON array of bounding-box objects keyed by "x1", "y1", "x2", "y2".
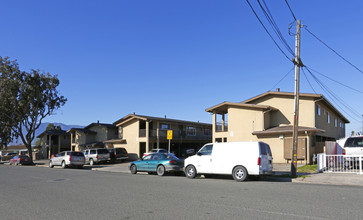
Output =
[{"x1": 167, "y1": 130, "x2": 173, "y2": 140}]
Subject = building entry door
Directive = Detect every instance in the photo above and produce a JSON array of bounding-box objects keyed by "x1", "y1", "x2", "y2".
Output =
[
  {"x1": 284, "y1": 137, "x2": 306, "y2": 160},
  {"x1": 139, "y1": 142, "x2": 146, "y2": 158}
]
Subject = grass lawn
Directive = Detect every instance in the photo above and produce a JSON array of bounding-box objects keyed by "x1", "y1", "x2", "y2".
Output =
[{"x1": 297, "y1": 164, "x2": 318, "y2": 174}]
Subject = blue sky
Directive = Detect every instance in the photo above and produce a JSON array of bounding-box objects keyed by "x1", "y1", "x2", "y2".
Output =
[{"x1": 1, "y1": 0, "x2": 362, "y2": 135}]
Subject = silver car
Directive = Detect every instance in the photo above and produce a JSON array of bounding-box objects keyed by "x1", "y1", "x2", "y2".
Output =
[
  {"x1": 83, "y1": 148, "x2": 109, "y2": 166},
  {"x1": 49, "y1": 151, "x2": 85, "y2": 169}
]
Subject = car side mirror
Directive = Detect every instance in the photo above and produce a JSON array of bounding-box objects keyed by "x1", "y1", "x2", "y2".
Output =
[{"x1": 197, "y1": 152, "x2": 202, "y2": 156}]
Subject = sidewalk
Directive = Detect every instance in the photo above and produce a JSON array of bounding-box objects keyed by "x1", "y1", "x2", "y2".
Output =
[
  {"x1": 30, "y1": 160, "x2": 363, "y2": 187},
  {"x1": 273, "y1": 163, "x2": 363, "y2": 187}
]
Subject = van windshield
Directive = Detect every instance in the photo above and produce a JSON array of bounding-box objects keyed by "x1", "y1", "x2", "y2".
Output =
[{"x1": 198, "y1": 144, "x2": 213, "y2": 155}]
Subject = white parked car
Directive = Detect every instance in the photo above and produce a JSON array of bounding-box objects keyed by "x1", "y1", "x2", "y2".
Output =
[
  {"x1": 49, "y1": 151, "x2": 85, "y2": 169},
  {"x1": 142, "y1": 148, "x2": 168, "y2": 158},
  {"x1": 343, "y1": 136, "x2": 363, "y2": 167},
  {"x1": 184, "y1": 141, "x2": 273, "y2": 182}
]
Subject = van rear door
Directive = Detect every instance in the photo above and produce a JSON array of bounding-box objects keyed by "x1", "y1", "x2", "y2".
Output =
[{"x1": 259, "y1": 143, "x2": 273, "y2": 173}]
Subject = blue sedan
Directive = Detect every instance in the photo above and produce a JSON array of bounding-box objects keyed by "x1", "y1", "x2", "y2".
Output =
[{"x1": 129, "y1": 153, "x2": 184, "y2": 176}]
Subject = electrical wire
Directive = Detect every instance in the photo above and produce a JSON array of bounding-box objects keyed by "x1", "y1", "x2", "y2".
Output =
[
  {"x1": 245, "y1": 0, "x2": 293, "y2": 62},
  {"x1": 305, "y1": 67, "x2": 362, "y2": 122},
  {"x1": 258, "y1": 0, "x2": 295, "y2": 56},
  {"x1": 268, "y1": 67, "x2": 294, "y2": 91},
  {"x1": 284, "y1": 0, "x2": 297, "y2": 21},
  {"x1": 304, "y1": 27, "x2": 363, "y2": 75},
  {"x1": 301, "y1": 67, "x2": 317, "y2": 94},
  {"x1": 305, "y1": 66, "x2": 363, "y2": 94}
]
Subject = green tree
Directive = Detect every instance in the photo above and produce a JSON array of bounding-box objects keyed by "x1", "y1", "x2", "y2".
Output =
[
  {"x1": 46, "y1": 123, "x2": 62, "y2": 131},
  {"x1": 0, "y1": 57, "x2": 67, "y2": 160},
  {"x1": 34, "y1": 123, "x2": 62, "y2": 146}
]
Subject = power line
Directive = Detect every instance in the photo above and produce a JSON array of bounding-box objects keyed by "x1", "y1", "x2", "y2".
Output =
[
  {"x1": 258, "y1": 0, "x2": 295, "y2": 56},
  {"x1": 268, "y1": 67, "x2": 294, "y2": 91},
  {"x1": 305, "y1": 66, "x2": 363, "y2": 94},
  {"x1": 284, "y1": 0, "x2": 297, "y2": 21},
  {"x1": 305, "y1": 67, "x2": 362, "y2": 122},
  {"x1": 245, "y1": 0, "x2": 293, "y2": 61},
  {"x1": 301, "y1": 67, "x2": 317, "y2": 94},
  {"x1": 304, "y1": 27, "x2": 363, "y2": 75}
]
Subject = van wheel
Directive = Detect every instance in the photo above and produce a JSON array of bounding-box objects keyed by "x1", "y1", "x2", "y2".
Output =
[
  {"x1": 130, "y1": 164, "x2": 137, "y2": 174},
  {"x1": 185, "y1": 165, "x2": 197, "y2": 179},
  {"x1": 89, "y1": 159, "x2": 94, "y2": 166},
  {"x1": 233, "y1": 166, "x2": 248, "y2": 182},
  {"x1": 157, "y1": 165, "x2": 166, "y2": 176}
]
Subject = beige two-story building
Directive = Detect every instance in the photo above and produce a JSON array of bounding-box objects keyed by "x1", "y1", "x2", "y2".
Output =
[
  {"x1": 67, "y1": 122, "x2": 118, "y2": 151},
  {"x1": 105, "y1": 114, "x2": 212, "y2": 160},
  {"x1": 37, "y1": 130, "x2": 71, "y2": 159},
  {"x1": 206, "y1": 91, "x2": 349, "y2": 164}
]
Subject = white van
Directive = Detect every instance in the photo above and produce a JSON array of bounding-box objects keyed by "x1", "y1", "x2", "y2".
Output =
[{"x1": 184, "y1": 141, "x2": 273, "y2": 182}]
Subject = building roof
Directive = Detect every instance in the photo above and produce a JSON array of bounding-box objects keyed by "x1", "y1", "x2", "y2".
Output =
[
  {"x1": 103, "y1": 139, "x2": 127, "y2": 144},
  {"x1": 37, "y1": 129, "x2": 69, "y2": 138},
  {"x1": 113, "y1": 114, "x2": 211, "y2": 127},
  {"x1": 84, "y1": 122, "x2": 116, "y2": 130},
  {"x1": 66, "y1": 128, "x2": 97, "y2": 134},
  {"x1": 205, "y1": 101, "x2": 277, "y2": 114},
  {"x1": 241, "y1": 91, "x2": 349, "y2": 123},
  {"x1": 252, "y1": 125, "x2": 325, "y2": 136}
]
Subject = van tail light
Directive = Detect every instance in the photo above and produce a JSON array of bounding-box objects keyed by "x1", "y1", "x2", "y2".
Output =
[
  {"x1": 69, "y1": 155, "x2": 72, "y2": 162},
  {"x1": 342, "y1": 149, "x2": 345, "y2": 155},
  {"x1": 258, "y1": 157, "x2": 261, "y2": 166},
  {"x1": 170, "y1": 160, "x2": 176, "y2": 164},
  {"x1": 96, "y1": 155, "x2": 98, "y2": 159}
]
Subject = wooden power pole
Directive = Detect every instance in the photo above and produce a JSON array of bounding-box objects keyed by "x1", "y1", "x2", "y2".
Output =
[{"x1": 291, "y1": 20, "x2": 302, "y2": 177}]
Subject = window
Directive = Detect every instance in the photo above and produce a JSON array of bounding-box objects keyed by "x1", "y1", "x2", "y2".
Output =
[
  {"x1": 186, "y1": 126, "x2": 196, "y2": 136},
  {"x1": 215, "y1": 138, "x2": 222, "y2": 143},
  {"x1": 203, "y1": 128, "x2": 211, "y2": 136},
  {"x1": 327, "y1": 112, "x2": 330, "y2": 124},
  {"x1": 152, "y1": 154, "x2": 162, "y2": 160},
  {"x1": 317, "y1": 104, "x2": 321, "y2": 116},
  {"x1": 160, "y1": 123, "x2": 170, "y2": 130},
  {"x1": 335, "y1": 118, "x2": 338, "y2": 127},
  {"x1": 223, "y1": 138, "x2": 227, "y2": 142},
  {"x1": 198, "y1": 144, "x2": 213, "y2": 155},
  {"x1": 143, "y1": 155, "x2": 152, "y2": 160}
]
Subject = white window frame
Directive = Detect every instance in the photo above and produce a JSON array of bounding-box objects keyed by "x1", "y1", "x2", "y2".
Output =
[{"x1": 186, "y1": 126, "x2": 196, "y2": 136}]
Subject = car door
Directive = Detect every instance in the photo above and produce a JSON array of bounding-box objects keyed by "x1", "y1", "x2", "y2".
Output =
[
  {"x1": 53, "y1": 153, "x2": 61, "y2": 165},
  {"x1": 83, "y1": 150, "x2": 89, "y2": 163},
  {"x1": 148, "y1": 154, "x2": 163, "y2": 171},
  {"x1": 195, "y1": 144, "x2": 213, "y2": 174},
  {"x1": 138, "y1": 155, "x2": 152, "y2": 171}
]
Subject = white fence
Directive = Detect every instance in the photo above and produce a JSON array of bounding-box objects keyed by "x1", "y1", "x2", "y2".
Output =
[{"x1": 317, "y1": 153, "x2": 363, "y2": 174}]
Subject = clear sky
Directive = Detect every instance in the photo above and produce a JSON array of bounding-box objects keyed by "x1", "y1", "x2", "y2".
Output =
[{"x1": 1, "y1": 0, "x2": 362, "y2": 136}]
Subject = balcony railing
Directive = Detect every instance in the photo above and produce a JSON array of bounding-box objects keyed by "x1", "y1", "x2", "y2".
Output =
[
  {"x1": 215, "y1": 122, "x2": 228, "y2": 132},
  {"x1": 139, "y1": 129, "x2": 211, "y2": 139}
]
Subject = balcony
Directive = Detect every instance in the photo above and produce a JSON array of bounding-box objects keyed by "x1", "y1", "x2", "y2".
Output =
[
  {"x1": 215, "y1": 122, "x2": 228, "y2": 132},
  {"x1": 139, "y1": 129, "x2": 211, "y2": 140}
]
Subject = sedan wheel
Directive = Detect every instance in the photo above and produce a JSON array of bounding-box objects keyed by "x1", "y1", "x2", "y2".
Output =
[
  {"x1": 185, "y1": 165, "x2": 197, "y2": 179},
  {"x1": 130, "y1": 164, "x2": 137, "y2": 174},
  {"x1": 157, "y1": 165, "x2": 166, "y2": 176},
  {"x1": 61, "y1": 161, "x2": 66, "y2": 169}
]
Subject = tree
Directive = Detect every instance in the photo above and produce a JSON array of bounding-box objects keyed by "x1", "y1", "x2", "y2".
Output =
[
  {"x1": 0, "y1": 57, "x2": 67, "y2": 160},
  {"x1": 46, "y1": 123, "x2": 62, "y2": 131},
  {"x1": 34, "y1": 123, "x2": 62, "y2": 146}
]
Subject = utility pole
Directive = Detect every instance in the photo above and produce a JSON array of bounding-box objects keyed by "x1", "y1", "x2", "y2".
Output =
[{"x1": 291, "y1": 20, "x2": 302, "y2": 177}]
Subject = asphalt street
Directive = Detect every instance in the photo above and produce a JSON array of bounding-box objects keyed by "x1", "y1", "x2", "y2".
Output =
[{"x1": 1, "y1": 165, "x2": 363, "y2": 220}]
